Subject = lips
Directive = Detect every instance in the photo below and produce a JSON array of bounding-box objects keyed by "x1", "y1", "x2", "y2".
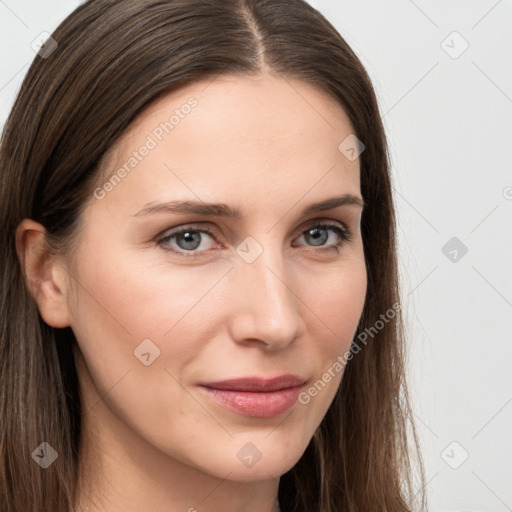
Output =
[
  {"x1": 198, "y1": 374, "x2": 306, "y2": 418},
  {"x1": 199, "y1": 374, "x2": 306, "y2": 392}
]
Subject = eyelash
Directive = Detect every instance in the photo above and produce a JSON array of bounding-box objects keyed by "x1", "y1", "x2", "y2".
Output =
[{"x1": 157, "y1": 220, "x2": 353, "y2": 259}]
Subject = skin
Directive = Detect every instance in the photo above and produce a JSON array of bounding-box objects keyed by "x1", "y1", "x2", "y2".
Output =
[{"x1": 16, "y1": 72, "x2": 367, "y2": 512}]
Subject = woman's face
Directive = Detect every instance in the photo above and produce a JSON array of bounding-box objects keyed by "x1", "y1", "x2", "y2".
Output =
[{"x1": 64, "y1": 73, "x2": 367, "y2": 482}]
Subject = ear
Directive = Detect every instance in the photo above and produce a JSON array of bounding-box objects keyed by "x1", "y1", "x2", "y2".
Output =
[{"x1": 15, "y1": 219, "x2": 73, "y2": 328}]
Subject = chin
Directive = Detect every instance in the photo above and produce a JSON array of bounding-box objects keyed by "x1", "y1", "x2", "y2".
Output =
[{"x1": 193, "y1": 434, "x2": 311, "y2": 482}]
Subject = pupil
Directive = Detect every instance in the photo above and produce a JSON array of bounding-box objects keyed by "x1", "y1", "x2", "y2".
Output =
[
  {"x1": 308, "y1": 228, "x2": 327, "y2": 246},
  {"x1": 179, "y1": 231, "x2": 200, "y2": 250}
]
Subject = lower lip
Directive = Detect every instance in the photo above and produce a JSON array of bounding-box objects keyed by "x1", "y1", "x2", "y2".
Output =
[{"x1": 198, "y1": 385, "x2": 304, "y2": 418}]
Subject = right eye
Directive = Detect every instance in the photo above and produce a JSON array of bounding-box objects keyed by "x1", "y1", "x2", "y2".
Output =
[{"x1": 158, "y1": 225, "x2": 220, "y2": 257}]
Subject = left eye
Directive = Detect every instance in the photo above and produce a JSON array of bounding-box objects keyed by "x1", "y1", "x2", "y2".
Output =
[
  {"x1": 158, "y1": 222, "x2": 352, "y2": 257},
  {"x1": 295, "y1": 223, "x2": 352, "y2": 249}
]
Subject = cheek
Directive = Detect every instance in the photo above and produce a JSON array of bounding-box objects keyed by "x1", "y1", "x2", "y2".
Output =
[
  {"x1": 304, "y1": 256, "x2": 367, "y2": 347},
  {"x1": 67, "y1": 244, "x2": 233, "y2": 380},
  {"x1": 67, "y1": 249, "x2": 233, "y2": 442},
  {"x1": 71, "y1": 241, "x2": 228, "y2": 334},
  {"x1": 304, "y1": 256, "x2": 366, "y2": 388},
  {"x1": 289, "y1": 258, "x2": 366, "y2": 430}
]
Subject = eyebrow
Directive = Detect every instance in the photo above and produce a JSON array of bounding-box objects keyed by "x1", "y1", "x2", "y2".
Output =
[{"x1": 133, "y1": 194, "x2": 365, "y2": 219}]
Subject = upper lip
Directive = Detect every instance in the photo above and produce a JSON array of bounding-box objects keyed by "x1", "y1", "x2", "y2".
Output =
[{"x1": 199, "y1": 374, "x2": 306, "y2": 392}]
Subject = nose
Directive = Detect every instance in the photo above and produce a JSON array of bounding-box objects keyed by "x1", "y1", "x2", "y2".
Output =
[{"x1": 227, "y1": 247, "x2": 303, "y2": 351}]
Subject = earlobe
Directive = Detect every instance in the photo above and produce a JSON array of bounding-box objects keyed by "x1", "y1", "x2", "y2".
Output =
[{"x1": 15, "y1": 219, "x2": 73, "y2": 328}]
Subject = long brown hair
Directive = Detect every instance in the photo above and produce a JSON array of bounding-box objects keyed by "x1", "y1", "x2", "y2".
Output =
[{"x1": 0, "y1": 1, "x2": 427, "y2": 511}]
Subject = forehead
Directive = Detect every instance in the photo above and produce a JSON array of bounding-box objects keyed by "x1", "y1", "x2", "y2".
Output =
[{"x1": 90, "y1": 73, "x2": 361, "y2": 219}]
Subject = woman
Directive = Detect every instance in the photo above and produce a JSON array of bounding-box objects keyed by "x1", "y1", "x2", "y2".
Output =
[{"x1": 0, "y1": 1, "x2": 427, "y2": 511}]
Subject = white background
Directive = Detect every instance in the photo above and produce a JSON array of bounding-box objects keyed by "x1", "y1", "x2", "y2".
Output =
[{"x1": 1, "y1": 1, "x2": 511, "y2": 511}]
